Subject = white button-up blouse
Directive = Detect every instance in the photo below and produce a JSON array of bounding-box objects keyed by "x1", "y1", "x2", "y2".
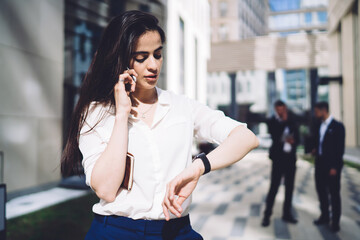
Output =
[{"x1": 79, "y1": 87, "x2": 245, "y2": 220}]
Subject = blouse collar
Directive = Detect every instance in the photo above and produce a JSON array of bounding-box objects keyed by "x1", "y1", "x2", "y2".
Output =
[{"x1": 129, "y1": 87, "x2": 171, "y2": 128}]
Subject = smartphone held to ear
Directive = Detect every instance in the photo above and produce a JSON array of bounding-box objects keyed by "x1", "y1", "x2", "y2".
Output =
[
  {"x1": 125, "y1": 67, "x2": 136, "y2": 92},
  {"x1": 125, "y1": 83, "x2": 132, "y2": 92}
]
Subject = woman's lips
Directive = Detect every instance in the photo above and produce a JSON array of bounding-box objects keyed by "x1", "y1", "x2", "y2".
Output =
[{"x1": 144, "y1": 75, "x2": 157, "y2": 80}]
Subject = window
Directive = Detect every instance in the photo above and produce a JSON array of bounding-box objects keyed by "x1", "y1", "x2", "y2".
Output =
[
  {"x1": 219, "y1": 1, "x2": 228, "y2": 17},
  {"x1": 269, "y1": 13, "x2": 300, "y2": 31},
  {"x1": 317, "y1": 11, "x2": 327, "y2": 23},
  {"x1": 236, "y1": 80, "x2": 242, "y2": 93},
  {"x1": 304, "y1": 12, "x2": 312, "y2": 24},
  {"x1": 63, "y1": 19, "x2": 103, "y2": 150},
  {"x1": 269, "y1": 0, "x2": 300, "y2": 12},
  {"x1": 219, "y1": 24, "x2": 228, "y2": 41}
]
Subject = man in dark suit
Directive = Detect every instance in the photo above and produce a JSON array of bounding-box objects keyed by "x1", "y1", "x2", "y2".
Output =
[
  {"x1": 262, "y1": 100, "x2": 299, "y2": 227},
  {"x1": 312, "y1": 102, "x2": 345, "y2": 232}
]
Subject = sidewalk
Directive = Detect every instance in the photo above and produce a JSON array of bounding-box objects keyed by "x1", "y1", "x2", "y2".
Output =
[
  {"x1": 6, "y1": 187, "x2": 90, "y2": 219},
  {"x1": 190, "y1": 151, "x2": 360, "y2": 240},
  {"x1": 5, "y1": 151, "x2": 360, "y2": 239},
  {"x1": 344, "y1": 147, "x2": 360, "y2": 164},
  {"x1": 6, "y1": 175, "x2": 90, "y2": 219}
]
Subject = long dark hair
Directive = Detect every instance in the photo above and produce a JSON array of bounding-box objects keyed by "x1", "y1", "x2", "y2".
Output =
[{"x1": 61, "y1": 10, "x2": 166, "y2": 176}]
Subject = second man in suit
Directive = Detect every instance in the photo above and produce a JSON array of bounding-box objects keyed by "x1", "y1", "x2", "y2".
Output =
[{"x1": 312, "y1": 102, "x2": 345, "y2": 232}]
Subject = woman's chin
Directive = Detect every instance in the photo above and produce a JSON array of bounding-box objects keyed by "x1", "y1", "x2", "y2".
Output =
[
  {"x1": 145, "y1": 79, "x2": 158, "y2": 86},
  {"x1": 136, "y1": 81, "x2": 157, "y2": 90}
]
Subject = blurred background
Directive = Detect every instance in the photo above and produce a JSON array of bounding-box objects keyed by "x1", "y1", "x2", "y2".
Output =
[{"x1": 0, "y1": 0, "x2": 359, "y2": 238}]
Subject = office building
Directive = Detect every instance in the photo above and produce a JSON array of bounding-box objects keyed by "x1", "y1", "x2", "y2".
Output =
[
  {"x1": 210, "y1": 0, "x2": 267, "y2": 42},
  {"x1": 268, "y1": 0, "x2": 328, "y2": 114},
  {"x1": 327, "y1": 0, "x2": 360, "y2": 148},
  {"x1": 208, "y1": 0, "x2": 268, "y2": 124}
]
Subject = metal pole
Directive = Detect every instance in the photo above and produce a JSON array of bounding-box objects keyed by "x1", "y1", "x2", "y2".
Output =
[
  {"x1": 229, "y1": 72, "x2": 238, "y2": 120},
  {"x1": 310, "y1": 68, "x2": 318, "y2": 114}
]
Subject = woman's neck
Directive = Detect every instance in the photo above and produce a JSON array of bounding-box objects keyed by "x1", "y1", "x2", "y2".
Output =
[{"x1": 132, "y1": 87, "x2": 158, "y2": 104}]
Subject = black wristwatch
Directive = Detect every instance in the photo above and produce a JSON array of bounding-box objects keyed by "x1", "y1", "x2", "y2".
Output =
[{"x1": 193, "y1": 152, "x2": 211, "y2": 175}]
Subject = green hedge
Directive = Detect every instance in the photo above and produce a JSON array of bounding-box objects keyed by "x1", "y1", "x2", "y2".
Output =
[{"x1": 7, "y1": 193, "x2": 99, "y2": 240}]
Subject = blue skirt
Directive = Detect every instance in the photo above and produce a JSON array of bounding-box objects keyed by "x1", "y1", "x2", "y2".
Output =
[{"x1": 85, "y1": 214, "x2": 203, "y2": 240}]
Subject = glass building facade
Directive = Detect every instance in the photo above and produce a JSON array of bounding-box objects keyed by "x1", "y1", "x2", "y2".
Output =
[
  {"x1": 268, "y1": 0, "x2": 327, "y2": 35},
  {"x1": 268, "y1": 0, "x2": 328, "y2": 113}
]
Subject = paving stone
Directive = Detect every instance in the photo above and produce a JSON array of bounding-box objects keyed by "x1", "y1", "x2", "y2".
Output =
[
  {"x1": 249, "y1": 203, "x2": 261, "y2": 217},
  {"x1": 190, "y1": 151, "x2": 360, "y2": 240},
  {"x1": 230, "y1": 217, "x2": 247, "y2": 236},
  {"x1": 214, "y1": 203, "x2": 229, "y2": 215}
]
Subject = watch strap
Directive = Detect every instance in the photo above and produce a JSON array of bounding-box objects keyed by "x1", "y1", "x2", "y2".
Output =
[{"x1": 194, "y1": 152, "x2": 211, "y2": 175}]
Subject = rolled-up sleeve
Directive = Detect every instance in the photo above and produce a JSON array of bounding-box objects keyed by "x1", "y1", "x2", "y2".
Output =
[
  {"x1": 79, "y1": 104, "x2": 110, "y2": 189},
  {"x1": 191, "y1": 99, "x2": 247, "y2": 145},
  {"x1": 79, "y1": 126, "x2": 107, "y2": 189}
]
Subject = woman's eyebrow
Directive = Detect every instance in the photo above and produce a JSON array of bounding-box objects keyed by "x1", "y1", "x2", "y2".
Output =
[{"x1": 132, "y1": 46, "x2": 163, "y2": 55}]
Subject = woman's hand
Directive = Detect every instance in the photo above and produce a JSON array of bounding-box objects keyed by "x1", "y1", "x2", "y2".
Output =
[
  {"x1": 162, "y1": 159, "x2": 204, "y2": 221},
  {"x1": 114, "y1": 69, "x2": 137, "y2": 115}
]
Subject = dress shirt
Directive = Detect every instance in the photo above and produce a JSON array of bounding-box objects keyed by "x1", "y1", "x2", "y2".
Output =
[
  {"x1": 282, "y1": 126, "x2": 292, "y2": 153},
  {"x1": 319, "y1": 115, "x2": 333, "y2": 155},
  {"x1": 79, "y1": 87, "x2": 246, "y2": 220}
]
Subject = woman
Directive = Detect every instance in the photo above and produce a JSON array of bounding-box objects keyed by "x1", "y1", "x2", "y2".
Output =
[{"x1": 61, "y1": 10, "x2": 259, "y2": 240}]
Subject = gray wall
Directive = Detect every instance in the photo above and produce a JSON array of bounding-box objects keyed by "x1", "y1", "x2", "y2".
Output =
[{"x1": 0, "y1": 0, "x2": 64, "y2": 192}]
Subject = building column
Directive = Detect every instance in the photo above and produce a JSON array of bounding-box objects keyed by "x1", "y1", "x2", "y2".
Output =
[
  {"x1": 356, "y1": 0, "x2": 360, "y2": 147},
  {"x1": 327, "y1": 32, "x2": 342, "y2": 120},
  {"x1": 341, "y1": 12, "x2": 357, "y2": 147}
]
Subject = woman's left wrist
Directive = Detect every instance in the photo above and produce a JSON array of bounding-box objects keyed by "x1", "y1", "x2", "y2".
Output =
[{"x1": 192, "y1": 158, "x2": 205, "y2": 177}]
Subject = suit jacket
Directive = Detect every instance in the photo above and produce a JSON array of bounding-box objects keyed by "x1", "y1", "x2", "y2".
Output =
[
  {"x1": 267, "y1": 113, "x2": 299, "y2": 161},
  {"x1": 314, "y1": 118, "x2": 345, "y2": 169}
]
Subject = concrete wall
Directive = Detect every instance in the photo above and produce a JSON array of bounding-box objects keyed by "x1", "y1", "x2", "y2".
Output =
[
  {"x1": 328, "y1": 0, "x2": 360, "y2": 147},
  {"x1": 340, "y1": 12, "x2": 358, "y2": 147},
  {"x1": 357, "y1": 2, "x2": 360, "y2": 148},
  {"x1": 327, "y1": 32, "x2": 342, "y2": 120},
  {"x1": 328, "y1": 0, "x2": 355, "y2": 33},
  {"x1": 0, "y1": 0, "x2": 64, "y2": 192},
  {"x1": 208, "y1": 33, "x2": 329, "y2": 72}
]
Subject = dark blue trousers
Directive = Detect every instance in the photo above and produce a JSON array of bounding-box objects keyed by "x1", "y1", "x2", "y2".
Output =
[
  {"x1": 85, "y1": 214, "x2": 203, "y2": 240},
  {"x1": 315, "y1": 160, "x2": 342, "y2": 225}
]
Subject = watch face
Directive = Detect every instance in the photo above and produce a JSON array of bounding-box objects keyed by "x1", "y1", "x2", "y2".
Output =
[
  {"x1": 193, "y1": 153, "x2": 204, "y2": 160},
  {"x1": 193, "y1": 153, "x2": 201, "y2": 162}
]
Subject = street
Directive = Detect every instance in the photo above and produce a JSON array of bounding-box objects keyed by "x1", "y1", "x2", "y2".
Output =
[{"x1": 190, "y1": 151, "x2": 360, "y2": 240}]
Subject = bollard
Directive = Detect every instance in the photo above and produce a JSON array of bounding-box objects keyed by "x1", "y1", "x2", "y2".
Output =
[
  {"x1": 0, "y1": 151, "x2": 3, "y2": 184},
  {"x1": 0, "y1": 184, "x2": 5, "y2": 240},
  {"x1": 0, "y1": 151, "x2": 5, "y2": 240}
]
